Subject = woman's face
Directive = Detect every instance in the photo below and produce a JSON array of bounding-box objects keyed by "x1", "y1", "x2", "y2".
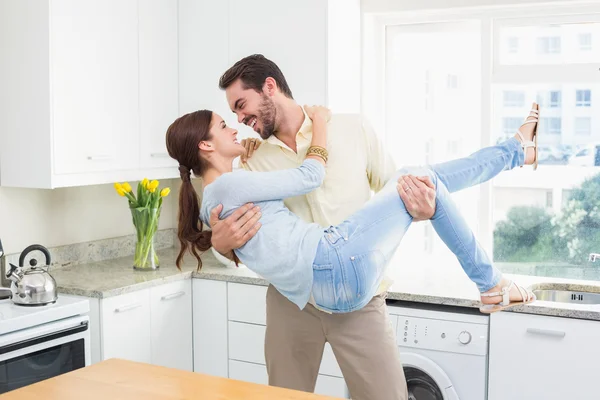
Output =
[{"x1": 204, "y1": 113, "x2": 245, "y2": 159}]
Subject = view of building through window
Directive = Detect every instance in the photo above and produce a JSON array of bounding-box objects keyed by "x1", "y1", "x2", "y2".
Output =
[{"x1": 386, "y1": 17, "x2": 600, "y2": 281}]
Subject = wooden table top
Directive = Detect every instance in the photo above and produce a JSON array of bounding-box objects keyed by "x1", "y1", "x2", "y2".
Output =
[{"x1": 0, "y1": 359, "x2": 341, "y2": 400}]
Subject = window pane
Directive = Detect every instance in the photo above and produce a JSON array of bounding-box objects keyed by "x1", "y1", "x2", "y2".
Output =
[
  {"x1": 576, "y1": 89, "x2": 592, "y2": 106},
  {"x1": 386, "y1": 22, "x2": 482, "y2": 264},
  {"x1": 499, "y1": 21, "x2": 600, "y2": 65},
  {"x1": 575, "y1": 117, "x2": 592, "y2": 135},
  {"x1": 579, "y1": 33, "x2": 592, "y2": 51},
  {"x1": 492, "y1": 83, "x2": 600, "y2": 280}
]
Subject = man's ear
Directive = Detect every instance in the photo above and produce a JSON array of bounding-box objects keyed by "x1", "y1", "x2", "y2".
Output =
[{"x1": 263, "y1": 77, "x2": 277, "y2": 97}]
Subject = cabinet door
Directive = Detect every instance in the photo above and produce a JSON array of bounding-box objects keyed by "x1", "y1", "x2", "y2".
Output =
[
  {"x1": 50, "y1": 0, "x2": 139, "y2": 174},
  {"x1": 489, "y1": 312, "x2": 600, "y2": 400},
  {"x1": 150, "y1": 280, "x2": 193, "y2": 371},
  {"x1": 101, "y1": 289, "x2": 151, "y2": 363},
  {"x1": 228, "y1": 0, "x2": 327, "y2": 110},
  {"x1": 193, "y1": 279, "x2": 228, "y2": 377},
  {"x1": 178, "y1": 0, "x2": 231, "y2": 119},
  {"x1": 139, "y1": 0, "x2": 179, "y2": 169}
]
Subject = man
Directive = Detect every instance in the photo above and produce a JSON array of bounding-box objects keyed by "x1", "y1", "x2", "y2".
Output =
[{"x1": 209, "y1": 54, "x2": 436, "y2": 400}]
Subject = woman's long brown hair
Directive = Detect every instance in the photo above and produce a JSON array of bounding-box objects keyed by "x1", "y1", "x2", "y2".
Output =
[{"x1": 165, "y1": 110, "x2": 239, "y2": 271}]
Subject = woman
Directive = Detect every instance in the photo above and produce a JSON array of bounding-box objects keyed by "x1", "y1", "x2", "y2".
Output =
[{"x1": 166, "y1": 103, "x2": 540, "y2": 314}]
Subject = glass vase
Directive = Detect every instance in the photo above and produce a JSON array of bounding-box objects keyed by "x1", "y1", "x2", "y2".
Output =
[{"x1": 131, "y1": 207, "x2": 161, "y2": 271}]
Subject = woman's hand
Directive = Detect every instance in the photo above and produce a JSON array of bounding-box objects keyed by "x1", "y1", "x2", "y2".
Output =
[
  {"x1": 304, "y1": 105, "x2": 331, "y2": 122},
  {"x1": 240, "y1": 138, "x2": 261, "y2": 163}
]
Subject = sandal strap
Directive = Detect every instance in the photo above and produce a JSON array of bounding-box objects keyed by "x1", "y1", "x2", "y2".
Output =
[{"x1": 516, "y1": 129, "x2": 536, "y2": 148}]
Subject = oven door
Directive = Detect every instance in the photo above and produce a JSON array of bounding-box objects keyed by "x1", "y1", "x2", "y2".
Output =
[{"x1": 0, "y1": 315, "x2": 90, "y2": 393}]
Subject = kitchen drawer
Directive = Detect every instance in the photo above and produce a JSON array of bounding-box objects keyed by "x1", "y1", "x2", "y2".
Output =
[
  {"x1": 229, "y1": 360, "x2": 268, "y2": 386},
  {"x1": 489, "y1": 312, "x2": 600, "y2": 400},
  {"x1": 101, "y1": 289, "x2": 151, "y2": 363},
  {"x1": 319, "y1": 343, "x2": 343, "y2": 378},
  {"x1": 229, "y1": 321, "x2": 266, "y2": 365},
  {"x1": 228, "y1": 321, "x2": 343, "y2": 378},
  {"x1": 227, "y1": 283, "x2": 267, "y2": 325},
  {"x1": 229, "y1": 360, "x2": 348, "y2": 399}
]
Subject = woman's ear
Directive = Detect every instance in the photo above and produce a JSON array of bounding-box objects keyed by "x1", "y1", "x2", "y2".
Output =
[{"x1": 199, "y1": 141, "x2": 213, "y2": 152}]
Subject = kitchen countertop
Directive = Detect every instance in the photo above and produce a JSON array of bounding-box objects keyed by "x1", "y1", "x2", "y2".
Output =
[
  {"x1": 0, "y1": 358, "x2": 339, "y2": 400},
  {"x1": 51, "y1": 247, "x2": 600, "y2": 321}
]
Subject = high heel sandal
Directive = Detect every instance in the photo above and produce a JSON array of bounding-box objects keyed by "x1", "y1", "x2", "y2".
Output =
[{"x1": 516, "y1": 107, "x2": 540, "y2": 170}]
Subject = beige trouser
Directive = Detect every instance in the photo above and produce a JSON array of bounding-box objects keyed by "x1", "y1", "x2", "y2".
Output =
[{"x1": 265, "y1": 285, "x2": 408, "y2": 400}]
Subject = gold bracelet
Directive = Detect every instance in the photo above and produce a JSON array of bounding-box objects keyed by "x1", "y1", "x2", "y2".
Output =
[
  {"x1": 307, "y1": 152, "x2": 327, "y2": 163},
  {"x1": 307, "y1": 146, "x2": 329, "y2": 162}
]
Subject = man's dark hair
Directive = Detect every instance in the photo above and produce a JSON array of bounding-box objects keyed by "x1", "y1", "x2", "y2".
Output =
[{"x1": 219, "y1": 54, "x2": 293, "y2": 99}]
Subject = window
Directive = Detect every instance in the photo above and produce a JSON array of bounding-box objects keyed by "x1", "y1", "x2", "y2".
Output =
[
  {"x1": 537, "y1": 37, "x2": 561, "y2": 54},
  {"x1": 508, "y1": 36, "x2": 519, "y2": 53},
  {"x1": 502, "y1": 117, "x2": 522, "y2": 135},
  {"x1": 575, "y1": 117, "x2": 592, "y2": 135},
  {"x1": 503, "y1": 91, "x2": 525, "y2": 107},
  {"x1": 541, "y1": 117, "x2": 562, "y2": 134},
  {"x1": 576, "y1": 89, "x2": 592, "y2": 106},
  {"x1": 579, "y1": 33, "x2": 592, "y2": 51},
  {"x1": 378, "y1": 9, "x2": 600, "y2": 284},
  {"x1": 537, "y1": 91, "x2": 562, "y2": 108}
]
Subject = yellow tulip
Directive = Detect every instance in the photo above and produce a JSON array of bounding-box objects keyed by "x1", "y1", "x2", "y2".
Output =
[
  {"x1": 114, "y1": 182, "x2": 123, "y2": 191},
  {"x1": 160, "y1": 188, "x2": 171, "y2": 197},
  {"x1": 141, "y1": 178, "x2": 149, "y2": 189},
  {"x1": 122, "y1": 182, "x2": 132, "y2": 192},
  {"x1": 148, "y1": 180, "x2": 159, "y2": 191},
  {"x1": 116, "y1": 188, "x2": 126, "y2": 197}
]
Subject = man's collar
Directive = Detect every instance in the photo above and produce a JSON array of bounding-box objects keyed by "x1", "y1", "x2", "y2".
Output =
[{"x1": 264, "y1": 105, "x2": 312, "y2": 147}]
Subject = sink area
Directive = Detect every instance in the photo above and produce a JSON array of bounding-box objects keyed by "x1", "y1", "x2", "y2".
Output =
[
  {"x1": 533, "y1": 289, "x2": 600, "y2": 305},
  {"x1": 532, "y1": 284, "x2": 600, "y2": 305}
]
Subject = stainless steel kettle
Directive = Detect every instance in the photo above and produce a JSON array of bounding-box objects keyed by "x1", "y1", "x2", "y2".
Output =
[{"x1": 6, "y1": 244, "x2": 58, "y2": 306}]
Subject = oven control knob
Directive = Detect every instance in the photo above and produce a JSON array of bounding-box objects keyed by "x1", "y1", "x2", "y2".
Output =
[{"x1": 458, "y1": 331, "x2": 472, "y2": 345}]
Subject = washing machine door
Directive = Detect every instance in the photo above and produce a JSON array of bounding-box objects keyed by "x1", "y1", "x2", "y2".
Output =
[{"x1": 402, "y1": 352, "x2": 459, "y2": 400}]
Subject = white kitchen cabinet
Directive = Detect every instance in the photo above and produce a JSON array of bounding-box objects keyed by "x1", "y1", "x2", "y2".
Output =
[
  {"x1": 178, "y1": 0, "x2": 231, "y2": 120},
  {"x1": 225, "y1": 281, "x2": 348, "y2": 397},
  {"x1": 50, "y1": 0, "x2": 140, "y2": 176},
  {"x1": 139, "y1": 0, "x2": 179, "y2": 170},
  {"x1": 227, "y1": 283, "x2": 268, "y2": 325},
  {"x1": 150, "y1": 280, "x2": 193, "y2": 371},
  {"x1": 228, "y1": 360, "x2": 348, "y2": 399},
  {"x1": 101, "y1": 289, "x2": 152, "y2": 364},
  {"x1": 178, "y1": 0, "x2": 360, "y2": 143},
  {"x1": 93, "y1": 280, "x2": 192, "y2": 371},
  {"x1": 0, "y1": 0, "x2": 179, "y2": 188},
  {"x1": 227, "y1": 0, "x2": 327, "y2": 107},
  {"x1": 489, "y1": 312, "x2": 600, "y2": 400},
  {"x1": 193, "y1": 279, "x2": 229, "y2": 377}
]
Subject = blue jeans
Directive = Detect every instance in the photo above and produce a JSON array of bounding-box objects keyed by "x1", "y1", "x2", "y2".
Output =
[{"x1": 311, "y1": 138, "x2": 524, "y2": 313}]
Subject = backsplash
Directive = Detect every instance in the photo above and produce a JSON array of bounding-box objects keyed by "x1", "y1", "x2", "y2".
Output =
[{"x1": 2, "y1": 228, "x2": 175, "y2": 269}]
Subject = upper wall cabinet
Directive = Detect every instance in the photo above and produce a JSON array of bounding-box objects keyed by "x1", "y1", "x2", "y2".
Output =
[
  {"x1": 178, "y1": 0, "x2": 360, "y2": 142},
  {"x1": 0, "y1": 0, "x2": 179, "y2": 189}
]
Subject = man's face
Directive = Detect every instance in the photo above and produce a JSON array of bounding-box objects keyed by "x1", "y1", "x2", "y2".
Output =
[{"x1": 225, "y1": 79, "x2": 276, "y2": 140}]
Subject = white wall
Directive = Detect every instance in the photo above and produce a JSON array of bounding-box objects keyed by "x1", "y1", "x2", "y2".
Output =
[{"x1": 0, "y1": 180, "x2": 178, "y2": 254}]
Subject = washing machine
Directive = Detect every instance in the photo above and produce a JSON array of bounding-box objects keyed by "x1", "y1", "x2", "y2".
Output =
[{"x1": 387, "y1": 302, "x2": 489, "y2": 400}]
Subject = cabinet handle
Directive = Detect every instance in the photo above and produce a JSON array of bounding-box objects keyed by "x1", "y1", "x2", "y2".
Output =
[
  {"x1": 161, "y1": 291, "x2": 185, "y2": 301},
  {"x1": 150, "y1": 153, "x2": 169, "y2": 158},
  {"x1": 114, "y1": 303, "x2": 142, "y2": 313},
  {"x1": 526, "y1": 328, "x2": 566, "y2": 338},
  {"x1": 87, "y1": 155, "x2": 114, "y2": 161}
]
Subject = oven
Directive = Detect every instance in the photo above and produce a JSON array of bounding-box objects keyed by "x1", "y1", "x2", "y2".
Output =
[{"x1": 0, "y1": 314, "x2": 90, "y2": 393}]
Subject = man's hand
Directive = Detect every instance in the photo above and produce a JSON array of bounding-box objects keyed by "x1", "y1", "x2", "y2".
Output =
[
  {"x1": 240, "y1": 138, "x2": 261, "y2": 163},
  {"x1": 209, "y1": 203, "x2": 262, "y2": 257},
  {"x1": 396, "y1": 175, "x2": 436, "y2": 221}
]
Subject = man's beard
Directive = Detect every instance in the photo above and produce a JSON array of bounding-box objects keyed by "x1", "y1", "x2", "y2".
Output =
[{"x1": 257, "y1": 94, "x2": 276, "y2": 140}]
